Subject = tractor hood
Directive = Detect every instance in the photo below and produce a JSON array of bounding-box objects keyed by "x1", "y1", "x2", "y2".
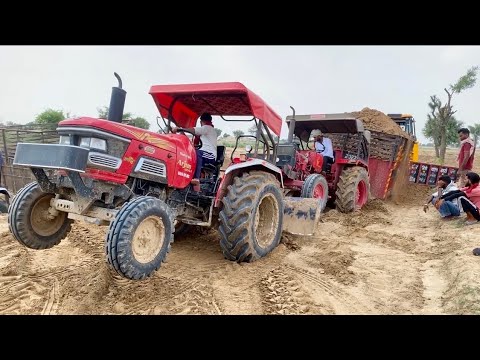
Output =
[{"x1": 58, "y1": 117, "x2": 176, "y2": 152}]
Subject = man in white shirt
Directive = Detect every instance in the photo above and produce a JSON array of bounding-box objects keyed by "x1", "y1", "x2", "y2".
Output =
[
  {"x1": 311, "y1": 129, "x2": 334, "y2": 173},
  {"x1": 172, "y1": 112, "x2": 218, "y2": 183},
  {"x1": 423, "y1": 175, "x2": 460, "y2": 219}
]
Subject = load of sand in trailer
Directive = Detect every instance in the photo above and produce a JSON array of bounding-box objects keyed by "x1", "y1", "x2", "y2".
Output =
[
  {"x1": 349, "y1": 108, "x2": 416, "y2": 203},
  {"x1": 350, "y1": 107, "x2": 413, "y2": 139}
]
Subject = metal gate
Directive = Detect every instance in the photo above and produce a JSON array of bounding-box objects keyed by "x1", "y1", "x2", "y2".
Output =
[{"x1": 0, "y1": 125, "x2": 59, "y2": 194}]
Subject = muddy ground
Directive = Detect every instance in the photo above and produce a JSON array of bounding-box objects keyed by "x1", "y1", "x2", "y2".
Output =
[{"x1": 1, "y1": 179, "x2": 479, "y2": 315}]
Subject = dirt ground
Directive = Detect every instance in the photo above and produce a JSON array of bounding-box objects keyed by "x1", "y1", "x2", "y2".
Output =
[
  {"x1": 0, "y1": 148, "x2": 479, "y2": 315},
  {"x1": 418, "y1": 145, "x2": 480, "y2": 169}
]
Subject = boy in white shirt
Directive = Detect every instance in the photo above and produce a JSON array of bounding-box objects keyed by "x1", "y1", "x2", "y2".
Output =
[
  {"x1": 172, "y1": 112, "x2": 217, "y2": 184},
  {"x1": 311, "y1": 129, "x2": 334, "y2": 173}
]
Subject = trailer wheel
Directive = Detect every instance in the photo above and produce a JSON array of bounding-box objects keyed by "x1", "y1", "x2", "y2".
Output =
[
  {"x1": 335, "y1": 166, "x2": 369, "y2": 213},
  {"x1": 301, "y1": 174, "x2": 329, "y2": 212},
  {"x1": 105, "y1": 196, "x2": 174, "y2": 280},
  {"x1": 8, "y1": 182, "x2": 71, "y2": 249},
  {"x1": 219, "y1": 171, "x2": 283, "y2": 262}
]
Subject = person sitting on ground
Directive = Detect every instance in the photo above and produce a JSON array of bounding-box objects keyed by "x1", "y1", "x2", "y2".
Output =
[
  {"x1": 172, "y1": 112, "x2": 217, "y2": 185},
  {"x1": 437, "y1": 172, "x2": 480, "y2": 225},
  {"x1": 423, "y1": 175, "x2": 460, "y2": 219},
  {"x1": 311, "y1": 129, "x2": 334, "y2": 173}
]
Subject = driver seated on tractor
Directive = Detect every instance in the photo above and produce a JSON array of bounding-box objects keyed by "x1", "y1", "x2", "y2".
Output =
[
  {"x1": 311, "y1": 129, "x2": 334, "y2": 173},
  {"x1": 171, "y1": 112, "x2": 218, "y2": 185}
]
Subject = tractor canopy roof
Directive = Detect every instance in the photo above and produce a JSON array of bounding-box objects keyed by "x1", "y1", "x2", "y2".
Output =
[
  {"x1": 149, "y1": 82, "x2": 282, "y2": 136},
  {"x1": 286, "y1": 113, "x2": 365, "y2": 142}
]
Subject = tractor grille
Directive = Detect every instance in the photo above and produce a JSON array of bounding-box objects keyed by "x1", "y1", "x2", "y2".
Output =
[
  {"x1": 135, "y1": 158, "x2": 166, "y2": 178},
  {"x1": 88, "y1": 152, "x2": 121, "y2": 170}
]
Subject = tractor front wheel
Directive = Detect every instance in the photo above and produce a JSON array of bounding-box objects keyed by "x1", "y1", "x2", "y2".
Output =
[
  {"x1": 335, "y1": 166, "x2": 369, "y2": 213},
  {"x1": 301, "y1": 174, "x2": 329, "y2": 212},
  {"x1": 8, "y1": 182, "x2": 72, "y2": 249},
  {"x1": 105, "y1": 196, "x2": 174, "y2": 280},
  {"x1": 219, "y1": 171, "x2": 284, "y2": 262}
]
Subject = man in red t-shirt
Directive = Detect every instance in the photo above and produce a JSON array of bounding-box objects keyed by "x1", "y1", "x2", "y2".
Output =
[{"x1": 457, "y1": 128, "x2": 475, "y2": 187}]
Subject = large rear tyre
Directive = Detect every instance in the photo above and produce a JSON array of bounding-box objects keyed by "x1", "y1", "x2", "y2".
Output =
[
  {"x1": 301, "y1": 173, "x2": 329, "y2": 212},
  {"x1": 335, "y1": 166, "x2": 369, "y2": 213},
  {"x1": 8, "y1": 182, "x2": 71, "y2": 249},
  {"x1": 105, "y1": 196, "x2": 174, "y2": 280},
  {"x1": 219, "y1": 171, "x2": 284, "y2": 262}
]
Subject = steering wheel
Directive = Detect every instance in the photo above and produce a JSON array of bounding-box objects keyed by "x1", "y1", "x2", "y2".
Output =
[{"x1": 177, "y1": 128, "x2": 202, "y2": 149}]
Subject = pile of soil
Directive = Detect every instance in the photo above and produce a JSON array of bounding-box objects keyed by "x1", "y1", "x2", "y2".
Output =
[
  {"x1": 392, "y1": 183, "x2": 434, "y2": 206},
  {"x1": 390, "y1": 139, "x2": 415, "y2": 203},
  {"x1": 351, "y1": 108, "x2": 411, "y2": 139}
]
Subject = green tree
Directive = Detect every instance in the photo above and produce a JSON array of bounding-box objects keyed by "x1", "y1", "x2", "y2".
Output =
[
  {"x1": 222, "y1": 133, "x2": 230, "y2": 138},
  {"x1": 215, "y1": 128, "x2": 222, "y2": 138},
  {"x1": 469, "y1": 123, "x2": 480, "y2": 149},
  {"x1": 423, "y1": 109, "x2": 463, "y2": 158},
  {"x1": 233, "y1": 130, "x2": 244, "y2": 138},
  {"x1": 248, "y1": 124, "x2": 257, "y2": 135},
  {"x1": 130, "y1": 117, "x2": 150, "y2": 130},
  {"x1": 97, "y1": 106, "x2": 132, "y2": 120},
  {"x1": 35, "y1": 108, "x2": 68, "y2": 125},
  {"x1": 97, "y1": 106, "x2": 149, "y2": 129},
  {"x1": 423, "y1": 66, "x2": 478, "y2": 163}
]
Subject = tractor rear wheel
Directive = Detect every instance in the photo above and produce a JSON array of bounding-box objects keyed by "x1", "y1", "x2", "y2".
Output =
[
  {"x1": 105, "y1": 196, "x2": 174, "y2": 280},
  {"x1": 335, "y1": 166, "x2": 369, "y2": 213},
  {"x1": 8, "y1": 182, "x2": 72, "y2": 249},
  {"x1": 301, "y1": 174, "x2": 329, "y2": 212},
  {"x1": 219, "y1": 171, "x2": 284, "y2": 262}
]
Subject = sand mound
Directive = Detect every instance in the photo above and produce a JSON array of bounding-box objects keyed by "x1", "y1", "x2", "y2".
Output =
[
  {"x1": 392, "y1": 183, "x2": 434, "y2": 206},
  {"x1": 351, "y1": 108, "x2": 410, "y2": 138}
]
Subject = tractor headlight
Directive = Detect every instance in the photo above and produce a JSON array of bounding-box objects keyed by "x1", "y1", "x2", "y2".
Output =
[
  {"x1": 90, "y1": 138, "x2": 107, "y2": 151},
  {"x1": 59, "y1": 135, "x2": 70, "y2": 145},
  {"x1": 79, "y1": 137, "x2": 107, "y2": 151}
]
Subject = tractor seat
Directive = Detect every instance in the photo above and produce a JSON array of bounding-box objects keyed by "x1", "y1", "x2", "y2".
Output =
[{"x1": 203, "y1": 145, "x2": 226, "y2": 175}]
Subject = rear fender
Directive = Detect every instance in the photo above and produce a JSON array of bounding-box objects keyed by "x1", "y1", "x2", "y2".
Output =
[
  {"x1": 0, "y1": 187, "x2": 12, "y2": 205},
  {"x1": 214, "y1": 159, "x2": 283, "y2": 208}
]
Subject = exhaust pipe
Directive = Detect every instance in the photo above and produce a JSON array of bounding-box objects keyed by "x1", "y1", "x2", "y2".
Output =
[
  {"x1": 107, "y1": 72, "x2": 126, "y2": 123},
  {"x1": 287, "y1": 105, "x2": 296, "y2": 143}
]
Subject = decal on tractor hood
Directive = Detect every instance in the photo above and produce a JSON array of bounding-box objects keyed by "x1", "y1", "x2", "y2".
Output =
[
  {"x1": 110, "y1": 123, "x2": 175, "y2": 151},
  {"x1": 177, "y1": 159, "x2": 193, "y2": 173}
]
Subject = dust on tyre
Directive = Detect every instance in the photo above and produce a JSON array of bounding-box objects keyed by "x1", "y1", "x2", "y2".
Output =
[
  {"x1": 335, "y1": 166, "x2": 369, "y2": 213},
  {"x1": 105, "y1": 196, "x2": 174, "y2": 280},
  {"x1": 301, "y1": 173, "x2": 329, "y2": 211},
  {"x1": 219, "y1": 171, "x2": 284, "y2": 262},
  {"x1": 8, "y1": 182, "x2": 71, "y2": 249}
]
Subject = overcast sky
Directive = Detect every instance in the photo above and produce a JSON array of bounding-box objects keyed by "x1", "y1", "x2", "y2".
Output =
[{"x1": 1, "y1": 46, "x2": 479, "y2": 143}]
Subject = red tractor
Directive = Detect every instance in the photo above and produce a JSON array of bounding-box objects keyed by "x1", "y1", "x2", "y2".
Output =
[
  {"x1": 277, "y1": 111, "x2": 371, "y2": 213},
  {"x1": 9, "y1": 74, "x2": 319, "y2": 280}
]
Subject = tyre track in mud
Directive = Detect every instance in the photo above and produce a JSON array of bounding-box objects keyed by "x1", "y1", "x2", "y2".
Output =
[
  {"x1": 1, "y1": 194, "x2": 477, "y2": 314},
  {"x1": 283, "y1": 264, "x2": 373, "y2": 314}
]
